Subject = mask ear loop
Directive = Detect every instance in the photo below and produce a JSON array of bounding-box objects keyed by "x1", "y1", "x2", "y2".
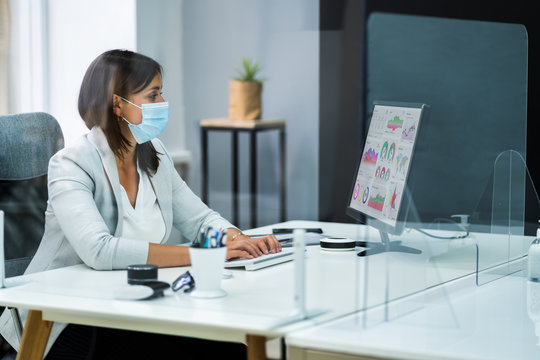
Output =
[
  {"x1": 120, "y1": 96, "x2": 142, "y2": 109},
  {"x1": 115, "y1": 95, "x2": 140, "y2": 125}
]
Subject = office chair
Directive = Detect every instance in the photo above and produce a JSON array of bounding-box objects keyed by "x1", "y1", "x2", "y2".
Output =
[{"x1": 0, "y1": 112, "x2": 64, "y2": 349}]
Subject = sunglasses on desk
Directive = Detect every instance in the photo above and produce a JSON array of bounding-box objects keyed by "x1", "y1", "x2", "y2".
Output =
[{"x1": 172, "y1": 271, "x2": 195, "y2": 293}]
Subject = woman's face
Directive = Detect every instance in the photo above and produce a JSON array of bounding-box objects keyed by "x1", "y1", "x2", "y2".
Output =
[{"x1": 119, "y1": 73, "x2": 165, "y2": 125}]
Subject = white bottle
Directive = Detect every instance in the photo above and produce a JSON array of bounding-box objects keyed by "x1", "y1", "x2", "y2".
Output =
[
  {"x1": 528, "y1": 220, "x2": 540, "y2": 281},
  {"x1": 527, "y1": 280, "x2": 540, "y2": 345}
]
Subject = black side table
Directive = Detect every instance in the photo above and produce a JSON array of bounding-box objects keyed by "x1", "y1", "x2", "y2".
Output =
[{"x1": 200, "y1": 118, "x2": 286, "y2": 229}]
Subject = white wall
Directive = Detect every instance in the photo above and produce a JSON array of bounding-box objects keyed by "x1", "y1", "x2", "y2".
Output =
[
  {"x1": 8, "y1": 0, "x2": 48, "y2": 114},
  {"x1": 181, "y1": 0, "x2": 319, "y2": 228},
  {"x1": 47, "y1": 0, "x2": 136, "y2": 145}
]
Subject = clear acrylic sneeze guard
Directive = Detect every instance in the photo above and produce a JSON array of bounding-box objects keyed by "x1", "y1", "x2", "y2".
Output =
[
  {"x1": 476, "y1": 150, "x2": 540, "y2": 286},
  {"x1": 352, "y1": 185, "x2": 471, "y2": 331}
]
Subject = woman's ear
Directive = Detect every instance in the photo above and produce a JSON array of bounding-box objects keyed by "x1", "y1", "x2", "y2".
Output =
[{"x1": 112, "y1": 94, "x2": 122, "y2": 117}]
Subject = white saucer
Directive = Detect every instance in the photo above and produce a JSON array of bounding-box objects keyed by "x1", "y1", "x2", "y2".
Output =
[
  {"x1": 113, "y1": 285, "x2": 154, "y2": 300},
  {"x1": 222, "y1": 269, "x2": 233, "y2": 279},
  {"x1": 190, "y1": 288, "x2": 227, "y2": 299}
]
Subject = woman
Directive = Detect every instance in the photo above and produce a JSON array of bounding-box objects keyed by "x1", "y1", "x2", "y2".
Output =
[{"x1": 0, "y1": 49, "x2": 280, "y2": 359}]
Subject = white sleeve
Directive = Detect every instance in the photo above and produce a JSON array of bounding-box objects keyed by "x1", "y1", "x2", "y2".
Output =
[{"x1": 171, "y1": 172, "x2": 235, "y2": 241}]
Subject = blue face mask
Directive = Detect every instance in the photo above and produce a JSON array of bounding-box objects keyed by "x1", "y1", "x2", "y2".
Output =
[{"x1": 120, "y1": 97, "x2": 169, "y2": 144}]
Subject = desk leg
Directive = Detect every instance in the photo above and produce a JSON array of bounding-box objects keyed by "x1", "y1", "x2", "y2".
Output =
[
  {"x1": 232, "y1": 131, "x2": 239, "y2": 226},
  {"x1": 16, "y1": 310, "x2": 53, "y2": 360},
  {"x1": 246, "y1": 334, "x2": 266, "y2": 360},
  {"x1": 250, "y1": 131, "x2": 257, "y2": 229},
  {"x1": 201, "y1": 128, "x2": 209, "y2": 204}
]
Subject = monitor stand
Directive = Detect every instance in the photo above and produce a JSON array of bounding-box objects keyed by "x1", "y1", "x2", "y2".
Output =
[{"x1": 356, "y1": 230, "x2": 422, "y2": 257}]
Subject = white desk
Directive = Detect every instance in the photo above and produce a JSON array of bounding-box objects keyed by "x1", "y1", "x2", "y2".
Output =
[
  {"x1": 287, "y1": 266, "x2": 540, "y2": 360},
  {"x1": 0, "y1": 220, "x2": 530, "y2": 359},
  {"x1": 0, "y1": 221, "x2": 361, "y2": 359}
]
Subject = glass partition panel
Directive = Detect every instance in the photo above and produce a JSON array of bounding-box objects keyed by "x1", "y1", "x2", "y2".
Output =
[
  {"x1": 245, "y1": 12, "x2": 533, "y2": 335},
  {"x1": 492, "y1": 150, "x2": 530, "y2": 260},
  {"x1": 346, "y1": 11, "x2": 530, "y2": 336},
  {"x1": 354, "y1": 186, "x2": 476, "y2": 328},
  {"x1": 174, "y1": 12, "x2": 531, "y2": 336},
  {"x1": 367, "y1": 14, "x2": 527, "y2": 232},
  {"x1": 366, "y1": 14, "x2": 528, "y2": 236},
  {"x1": 476, "y1": 150, "x2": 540, "y2": 285}
]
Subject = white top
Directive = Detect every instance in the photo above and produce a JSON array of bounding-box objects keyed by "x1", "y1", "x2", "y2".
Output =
[{"x1": 120, "y1": 164, "x2": 166, "y2": 243}]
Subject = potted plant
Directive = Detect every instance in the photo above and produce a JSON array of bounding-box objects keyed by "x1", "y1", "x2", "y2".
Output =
[{"x1": 229, "y1": 57, "x2": 264, "y2": 121}]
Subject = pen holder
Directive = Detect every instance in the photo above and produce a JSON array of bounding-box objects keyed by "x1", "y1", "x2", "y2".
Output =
[{"x1": 188, "y1": 247, "x2": 228, "y2": 298}]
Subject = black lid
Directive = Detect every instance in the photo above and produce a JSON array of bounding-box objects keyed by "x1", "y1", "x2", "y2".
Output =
[{"x1": 127, "y1": 264, "x2": 158, "y2": 284}]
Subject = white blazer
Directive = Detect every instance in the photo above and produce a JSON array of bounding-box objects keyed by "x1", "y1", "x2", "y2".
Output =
[{"x1": 0, "y1": 126, "x2": 234, "y2": 354}]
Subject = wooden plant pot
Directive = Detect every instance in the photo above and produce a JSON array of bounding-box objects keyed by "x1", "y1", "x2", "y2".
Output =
[{"x1": 229, "y1": 80, "x2": 263, "y2": 120}]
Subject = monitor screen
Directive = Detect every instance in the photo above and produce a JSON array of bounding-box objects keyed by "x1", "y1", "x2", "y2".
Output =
[{"x1": 347, "y1": 101, "x2": 427, "y2": 234}]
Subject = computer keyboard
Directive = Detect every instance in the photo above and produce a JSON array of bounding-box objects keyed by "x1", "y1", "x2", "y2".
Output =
[{"x1": 224, "y1": 248, "x2": 294, "y2": 271}]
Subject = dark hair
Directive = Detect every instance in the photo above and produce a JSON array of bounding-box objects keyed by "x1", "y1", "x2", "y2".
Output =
[{"x1": 78, "y1": 49, "x2": 162, "y2": 175}]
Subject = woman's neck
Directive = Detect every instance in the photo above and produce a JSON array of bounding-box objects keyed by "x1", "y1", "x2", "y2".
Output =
[
  {"x1": 116, "y1": 146, "x2": 136, "y2": 170},
  {"x1": 116, "y1": 146, "x2": 140, "y2": 208}
]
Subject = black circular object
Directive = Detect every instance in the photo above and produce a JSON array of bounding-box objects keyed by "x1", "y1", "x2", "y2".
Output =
[
  {"x1": 127, "y1": 264, "x2": 158, "y2": 285},
  {"x1": 139, "y1": 281, "x2": 170, "y2": 299},
  {"x1": 320, "y1": 237, "x2": 356, "y2": 251}
]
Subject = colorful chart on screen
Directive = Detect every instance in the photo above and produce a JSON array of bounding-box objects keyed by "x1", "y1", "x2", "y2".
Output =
[{"x1": 349, "y1": 103, "x2": 423, "y2": 227}]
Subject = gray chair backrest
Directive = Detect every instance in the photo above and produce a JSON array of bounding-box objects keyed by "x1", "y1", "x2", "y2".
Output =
[
  {"x1": 0, "y1": 112, "x2": 64, "y2": 276},
  {"x1": 0, "y1": 112, "x2": 64, "y2": 180}
]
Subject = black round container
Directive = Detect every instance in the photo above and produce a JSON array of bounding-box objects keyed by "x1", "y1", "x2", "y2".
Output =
[{"x1": 127, "y1": 264, "x2": 158, "y2": 285}]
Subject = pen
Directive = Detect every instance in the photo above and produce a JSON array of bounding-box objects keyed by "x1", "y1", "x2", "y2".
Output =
[
  {"x1": 210, "y1": 229, "x2": 219, "y2": 248},
  {"x1": 218, "y1": 229, "x2": 227, "y2": 247},
  {"x1": 192, "y1": 229, "x2": 204, "y2": 247},
  {"x1": 203, "y1": 226, "x2": 213, "y2": 248},
  {"x1": 198, "y1": 227, "x2": 229, "y2": 248}
]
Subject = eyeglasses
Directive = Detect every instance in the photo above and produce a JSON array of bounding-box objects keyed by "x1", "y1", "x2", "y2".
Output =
[{"x1": 171, "y1": 271, "x2": 195, "y2": 293}]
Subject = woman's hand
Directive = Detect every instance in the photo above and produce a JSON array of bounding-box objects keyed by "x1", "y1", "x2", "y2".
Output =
[{"x1": 225, "y1": 230, "x2": 281, "y2": 260}]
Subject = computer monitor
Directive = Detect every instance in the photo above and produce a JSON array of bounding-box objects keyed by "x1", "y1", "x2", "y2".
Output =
[{"x1": 346, "y1": 101, "x2": 428, "y2": 256}]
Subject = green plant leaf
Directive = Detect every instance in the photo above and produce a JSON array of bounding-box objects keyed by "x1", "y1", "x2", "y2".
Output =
[{"x1": 233, "y1": 57, "x2": 264, "y2": 82}]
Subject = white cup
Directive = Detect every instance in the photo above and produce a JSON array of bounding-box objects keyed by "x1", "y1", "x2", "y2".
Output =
[{"x1": 188, "y1": 247, "x2": 228, "y2": 298}]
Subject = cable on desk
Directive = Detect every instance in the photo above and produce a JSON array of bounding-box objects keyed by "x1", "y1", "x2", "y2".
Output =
[{"x1": 415, "y1": 218, "x2": 470, "y2": 240}]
